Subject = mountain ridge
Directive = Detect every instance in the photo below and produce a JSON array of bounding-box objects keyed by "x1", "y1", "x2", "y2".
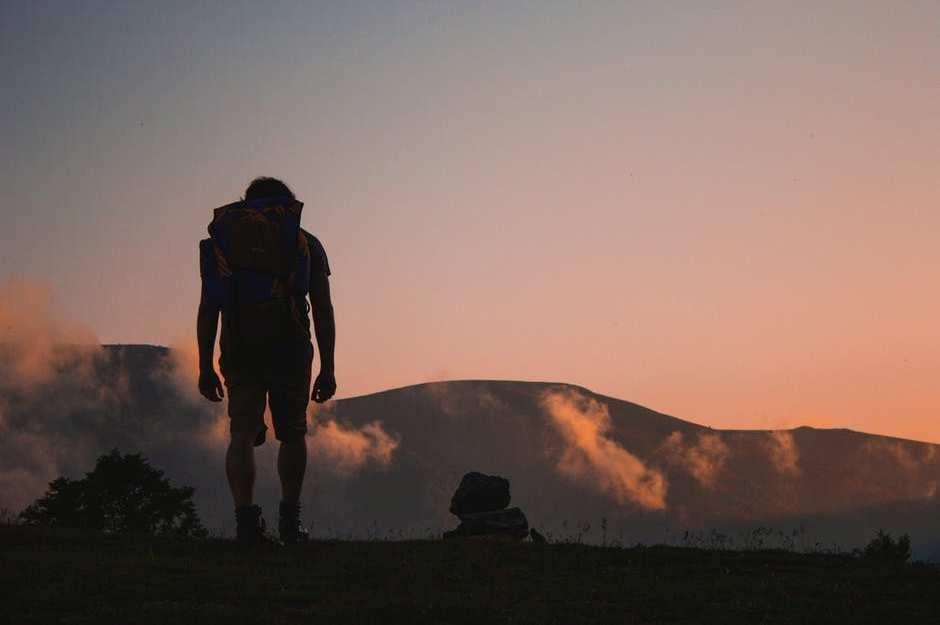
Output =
[
  {"x1": 2, "y1": 343, "x2": 935, "y2": 556},
  {"x1": 100, "y1": 344, "x2": 933, "y2": 445}
]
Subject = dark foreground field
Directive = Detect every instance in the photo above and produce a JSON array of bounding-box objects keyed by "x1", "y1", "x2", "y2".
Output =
[{"x1": 3, "y1": 526, "x2": 938, "y2": 624}]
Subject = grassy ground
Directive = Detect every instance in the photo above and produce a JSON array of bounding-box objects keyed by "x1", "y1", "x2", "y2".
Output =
[{"x1": 3, "y1": 525, "x2": 939, "y2": 625}]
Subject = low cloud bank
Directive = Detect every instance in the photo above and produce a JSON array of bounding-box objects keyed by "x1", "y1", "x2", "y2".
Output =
[
  {"x1": 660, "y1": 431, "x2": 730, "y2": 488},
  {"x1": 0, "y1": 280, "x2": 98, "y2": 390},
  {"x1": 0, "y1": 280, "x2": 125, "y2": 511},
  {"x1": 865, "y1": 440, "x2": 918, "y2": 473},
  {"x1": 540, "y1": 388, "x2": 667, "y2": 510},
  {"x1": 765, "y1": 431, "x2": 801, "y2": 477},
  {"x1": 309, "y1": 415, "x2": 399, "y2": 475},
  {"x1": 423, "y1": 381, "x2": 509, "y2": 417},
  {"x1": 0, "y1": 280, "x2": 400, "y2": 526}
]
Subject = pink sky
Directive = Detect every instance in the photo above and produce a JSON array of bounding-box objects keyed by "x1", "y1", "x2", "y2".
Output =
[{"x1": 2, "y1": 3, "x2": 938, "y2": 441}]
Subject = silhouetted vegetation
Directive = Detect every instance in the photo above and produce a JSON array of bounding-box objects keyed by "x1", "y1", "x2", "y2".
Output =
[
  {"x1": 3, "y1": 525, "x2": 939, "y2": 624},
  {"x1": 0, "y1": 507, "x2": 16, "y2": 525},
  {"x1": 19, "y1": 449, "x2": 206, "y2": 538},
  {"x1": 861, "y1": 529, "x2": 912, "y2": 564}
]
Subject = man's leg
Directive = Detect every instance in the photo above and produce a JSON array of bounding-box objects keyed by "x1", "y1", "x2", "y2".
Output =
[
  {"x1": 271, "y1": 345, "x2": 312, "y2": 504},
  {"x1": 274, "y1": 434, "x2": 308, "y2": 544},
  {"x1": 226, "y1": 431, "x2": 259, "y2": 507},
  {"x1": 226, "y1": 383, "x2": 270, "y2": 543},
  {"x1": 270, "y1": 369, "x2": 311, "y2": 543},
  {"x1": 226, "y1": 384, "x2": 267, "y2": 506},
  {"x1": 277, "y1": 436, "x2": 307, "y2": 504}
]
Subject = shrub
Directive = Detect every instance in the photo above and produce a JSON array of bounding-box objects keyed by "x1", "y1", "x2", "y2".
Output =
[
  {"x1": 20, "y1": 449, "x2": 206, "y2": 538},
  {"x1": 861, "y1": 530, "x2": 911, "y2": 564},
  {"x1": 0, "y1": 507, "x2": 18, "y2": 526}
]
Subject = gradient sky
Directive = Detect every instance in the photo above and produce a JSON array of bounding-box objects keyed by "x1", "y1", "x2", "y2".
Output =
[{"x1": 2, "y1": 2, "x2": 938, "y2": 441}]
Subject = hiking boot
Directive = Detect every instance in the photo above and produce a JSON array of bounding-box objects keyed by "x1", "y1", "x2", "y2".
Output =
[
  {"x1": 278, "y1": 500, "x2": 309, "y2": 545},
  {"x1": 235, "y1": 505, "x2": 276, "y2": 545}
]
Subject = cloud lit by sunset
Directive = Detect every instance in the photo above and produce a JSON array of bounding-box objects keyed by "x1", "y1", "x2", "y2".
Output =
[
  {"x1": 2, "y1": 2, "x2": 937, "y2": 442},
  {"x1": 6, "y1": 6, "x2": 940, "y2": 619},
  {"x1": 541, "y1": 388, "x2": 666, "y2": 509}
]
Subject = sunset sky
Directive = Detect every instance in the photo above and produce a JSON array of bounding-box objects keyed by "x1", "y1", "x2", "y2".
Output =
[{"x1": 2, "y1": 2, "x2": 938, "y2": 441}]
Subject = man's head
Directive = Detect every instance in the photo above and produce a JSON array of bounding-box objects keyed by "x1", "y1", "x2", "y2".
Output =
[{"x1": 244, "y1": 177, "x2": 295, "y2": 202}]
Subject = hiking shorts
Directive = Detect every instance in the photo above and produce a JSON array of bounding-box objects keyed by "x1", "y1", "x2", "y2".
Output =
[{"x1": 222, "y1": 342, "x2": 313, "y2": 444}]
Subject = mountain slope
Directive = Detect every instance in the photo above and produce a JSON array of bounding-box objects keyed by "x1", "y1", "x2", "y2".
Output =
[
  {"x1": 2, "y1": 345, "x2": 938, "y2": 556},
  {"x1": 321, "y1": 379, "x2": 940, "y2": 551}
]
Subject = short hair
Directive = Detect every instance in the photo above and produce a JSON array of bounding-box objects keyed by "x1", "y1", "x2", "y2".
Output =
[{"x1": 244, "y1": 177, "x2": 295, "y2": 202}]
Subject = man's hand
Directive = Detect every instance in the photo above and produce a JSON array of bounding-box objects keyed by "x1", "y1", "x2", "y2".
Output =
[
  {"x1": 312, "y1": 370, "x2": 336, "y2": 403},
  {"x1": 198, "y1": 370, "x2": 225, "y2": 402}
]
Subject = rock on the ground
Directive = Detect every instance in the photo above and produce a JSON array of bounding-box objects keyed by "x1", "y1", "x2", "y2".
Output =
[
  {"x1": 449, "y1": 471, "x2": 511, "y2": 516},
  {"x1": 443, "y1": 507, "x2": 530, "y2": 540}
]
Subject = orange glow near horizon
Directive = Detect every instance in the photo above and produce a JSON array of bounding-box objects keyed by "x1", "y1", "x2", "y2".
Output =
[{"x1": 2, "y1": 4, "x2": 937, "y2": 443}]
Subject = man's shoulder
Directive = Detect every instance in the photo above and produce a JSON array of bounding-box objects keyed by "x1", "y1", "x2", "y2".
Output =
[
  {"x1": 300, "y1": 229, "x2": 331, "y2": 276},
  {"x1": 300, "y1": 228, "x2": 323, "y2": 246}
]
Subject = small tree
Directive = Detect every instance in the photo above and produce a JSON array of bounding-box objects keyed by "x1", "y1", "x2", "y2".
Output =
[
  {"x1": 20, "y1": 449, "x2": 206, "y2": 538},
  {"x1": 862, "y1": 530, "x2": 911, "y2": 564}
]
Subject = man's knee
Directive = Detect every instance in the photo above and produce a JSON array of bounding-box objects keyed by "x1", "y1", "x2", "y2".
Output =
[
  {"x1": 230, "y1": 426, "x2": 264, "y2": 447},
  {"x1": 276, "y1": 429, "x2": 307, "y2": 445},
  {"x1": 227, "y1": 384, "x2": 267, "y2": 443}
]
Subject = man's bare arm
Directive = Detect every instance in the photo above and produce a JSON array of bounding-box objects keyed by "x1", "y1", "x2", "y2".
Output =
[
  {"x1": 309, "y1": 271, "x2": 336, "y2": 402},
  {"x1": 197, "y1": 297, "x2": 225, "y2": 402}
]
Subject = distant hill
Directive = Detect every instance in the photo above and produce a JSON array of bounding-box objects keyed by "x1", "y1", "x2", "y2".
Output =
[{"x1": 2, "y1": 344, "x2": 939, "y2": 557}]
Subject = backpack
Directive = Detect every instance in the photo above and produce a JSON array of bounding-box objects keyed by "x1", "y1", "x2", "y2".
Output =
[{"x1": 205, "y1": 197, "x2": 311, "y2": 349}]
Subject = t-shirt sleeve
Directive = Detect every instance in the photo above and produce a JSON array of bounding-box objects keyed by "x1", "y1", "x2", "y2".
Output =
[
  {"x1": 199, "y1": 239, "x2": 214, "y2": 280},
  {"x1": 304, "y1": 232, "x2": 331, "y2": 277},
  {"x1": 199, "y1": 238, "x2": 228, "y2": 306}
]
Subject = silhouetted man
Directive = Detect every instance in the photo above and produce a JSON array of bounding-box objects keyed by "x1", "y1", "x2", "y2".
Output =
[{"x1": 197, "y1": 177, "x2": 336, "y2": 544}]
